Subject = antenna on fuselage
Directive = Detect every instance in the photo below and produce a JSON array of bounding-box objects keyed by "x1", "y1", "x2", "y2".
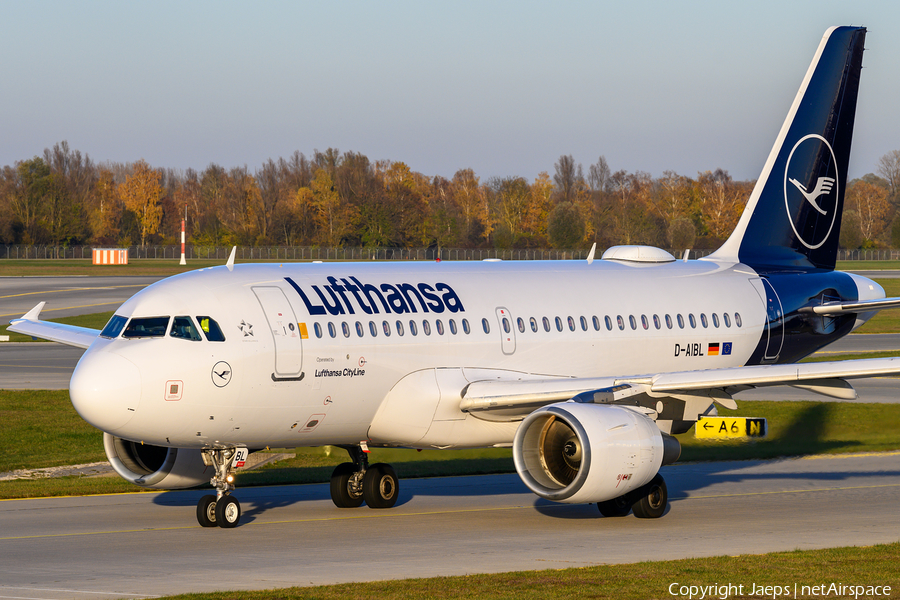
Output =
[
  {"x1": 226, "y1": 246, "x2": 236, "y2": 272},
  {"x1": 586, "y1": 243, "x2": 596, "y2": 265}
]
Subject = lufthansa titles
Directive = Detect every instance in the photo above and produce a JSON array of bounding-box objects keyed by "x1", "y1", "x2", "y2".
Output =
[{"x1": 285, "y1": 275, "x2": 465, "y2": 316}]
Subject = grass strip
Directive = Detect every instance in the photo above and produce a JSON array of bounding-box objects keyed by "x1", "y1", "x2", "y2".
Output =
[
  {"x1": 161, "y1": 542, "x2": 900, "y2": 600},
  {"x1": 2, "y1": 390, "x2": 900, "y2": 499}
]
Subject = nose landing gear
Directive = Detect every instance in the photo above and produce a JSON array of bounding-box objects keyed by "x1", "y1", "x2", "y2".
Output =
[
  {"x1": 329, "y1": 444, "x2": 399, "y2": 509},
  {"x1": 196, "y1": 448, "x2": 242, "y2": 528}
]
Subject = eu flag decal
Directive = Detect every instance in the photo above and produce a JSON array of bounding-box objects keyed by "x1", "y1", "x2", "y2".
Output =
[
  {"x1": 722, "y1": 342, "x2": 732, "y2": 355},
  {"x1": 708, "y1": 343, "x2": 720, "y2": 356}
]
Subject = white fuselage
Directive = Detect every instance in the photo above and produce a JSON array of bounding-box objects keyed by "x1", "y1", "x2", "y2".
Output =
[{"x1": 70, "y1": 258, "x2": 772, "y2": 450}]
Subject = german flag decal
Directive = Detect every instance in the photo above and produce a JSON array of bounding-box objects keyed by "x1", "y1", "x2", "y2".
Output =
[{"x1": 708, "y1": 343, "x2": 720, "y2": 356}]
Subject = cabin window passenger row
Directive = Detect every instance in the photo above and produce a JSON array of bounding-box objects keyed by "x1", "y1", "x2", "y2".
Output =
[{"x1": 307, "y1": 311, "x2": 742, "y2": 342}]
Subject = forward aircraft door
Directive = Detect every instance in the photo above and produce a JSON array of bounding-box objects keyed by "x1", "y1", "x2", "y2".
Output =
[
  {"x1": 495, "y1": 307, "x2": 516, "y2": 355},
  {"x1": 253, "y1": 287, "x2": 303, "y2": 379}
]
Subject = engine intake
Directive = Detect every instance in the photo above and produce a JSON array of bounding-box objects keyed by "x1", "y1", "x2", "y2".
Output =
[
  {"x1": 513, "y1": 403, "x2": 678, "y2": 504},
  {"x1": 103, "y1": 433, "x2": 212, "y2": 489}
]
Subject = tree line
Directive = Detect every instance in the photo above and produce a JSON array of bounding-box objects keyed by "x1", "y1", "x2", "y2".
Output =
[{"x1": 2, "y1": 141, "x2": 900, "y2": 251}]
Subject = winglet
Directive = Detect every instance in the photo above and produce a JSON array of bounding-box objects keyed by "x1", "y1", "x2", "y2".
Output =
[
  {"x1": 586, "y1": 243, "x2": 596, "y2": 265},
  {"x1": 226, "y1": 246, "x2": 236, "y2": 272},
  {"x1": 20, "y1": 302, "x2": 45, "y2": 321}
]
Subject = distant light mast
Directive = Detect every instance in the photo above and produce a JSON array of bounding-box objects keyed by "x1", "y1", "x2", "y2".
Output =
[{"x1": 179, "y1": 219, "x2": 186, "y2": 266}]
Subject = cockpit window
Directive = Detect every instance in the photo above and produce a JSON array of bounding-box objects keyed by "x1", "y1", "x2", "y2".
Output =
[
  {"x1": 170, "y1": 316, "x2": 202, "y2": 341},
  {"x1": 197, "y1": 316, "x2": 225, "y2": 342},
  {"x1": 123, "y1": 316, "x2": 170, "y2": 339},
  {"x1": 100, "y1": 315, "x2": 128, "y2": 339}
]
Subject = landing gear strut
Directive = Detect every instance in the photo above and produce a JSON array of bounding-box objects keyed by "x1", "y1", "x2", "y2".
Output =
[
  {"x1": 329, "y1": 444, "x2": 399, "y2": 509},
  {"x1": 597, "y1": 473, "x2": 668, "y2": 519},
  {"x1": 196, "y1": 448, "x2": 242, "y2": 528}
]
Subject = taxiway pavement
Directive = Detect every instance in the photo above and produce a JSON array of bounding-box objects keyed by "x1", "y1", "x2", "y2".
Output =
[
  {"x1": 1, "y1": 452, "x2": 898, "y2": 599},
  {"x1": 0, "y1": 276, "x2": 163, "y2": 320}
]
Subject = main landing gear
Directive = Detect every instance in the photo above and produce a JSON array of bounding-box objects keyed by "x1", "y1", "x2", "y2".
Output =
[
  {"x1": 329, "y1": 444, "x2": 399, "y2": 509},
  {"x1": 197, "y1": 448, "x2": 242, "y2": 528},
  {"x1": 597, "y1": 473, "x2": 668, "y2": 519}
]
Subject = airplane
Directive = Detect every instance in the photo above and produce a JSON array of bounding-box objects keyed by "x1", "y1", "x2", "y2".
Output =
[{"x1": 11, "y1": 25, "x2": 900, "y2": 528}]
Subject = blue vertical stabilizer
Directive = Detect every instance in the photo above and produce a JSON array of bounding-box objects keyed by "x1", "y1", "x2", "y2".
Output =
[{"x1": 707, "y1": 26, "x2": 866, "y2": 272}]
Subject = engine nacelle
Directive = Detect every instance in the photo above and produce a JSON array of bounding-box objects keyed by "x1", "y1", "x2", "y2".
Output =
[
  {"x1": 103, "y1": 433, "x2": 212, "y2": 489},
  {"x1": 513, "y1": 402, "x2": 680, "y2": 504}
]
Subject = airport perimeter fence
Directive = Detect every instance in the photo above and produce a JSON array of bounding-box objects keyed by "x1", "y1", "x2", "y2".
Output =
[
  {"x1": 3, "y1": 245, "x2": 896, "y2": 262},
  {"x1": 0, "y1": 245, "x2": 721, "y2": 262}
]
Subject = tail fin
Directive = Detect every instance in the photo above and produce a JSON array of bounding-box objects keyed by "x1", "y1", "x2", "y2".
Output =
[{"x1": 708, "y1": 26, "x2": 866, "y2": 271}]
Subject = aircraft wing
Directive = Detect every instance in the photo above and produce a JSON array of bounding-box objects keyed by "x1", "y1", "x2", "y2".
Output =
[
  {"x1": 459, "y1": 357, "x2": 900, "y2": 417},
  {"x1": 7, "y1": 302, "x2": 99, "y2": 349}
]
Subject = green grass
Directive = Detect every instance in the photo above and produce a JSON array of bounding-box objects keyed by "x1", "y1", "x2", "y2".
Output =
[
  {"x1": 678, "y1": 400, "x2": 900, "y2": 461},
  {"x1": 162, "y1": 543, "x2": 900, "y2": 600},
  {"x1": 2, "y1": 390, "x2": 900, "y2": 499},
  {"x1": 837, "y1": 260, "x2": 900, "y2": 270},
  {"x1": 0, "y1": 390, "x2": 103, "y2": 471},
  {"x1": 851, "y1": 278, "x2": 900, "y2": 334}
]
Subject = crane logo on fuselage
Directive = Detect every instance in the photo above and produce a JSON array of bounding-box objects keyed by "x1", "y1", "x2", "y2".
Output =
[{"x1": 284, "y1": 276, "x2": 465, "y2": 316}]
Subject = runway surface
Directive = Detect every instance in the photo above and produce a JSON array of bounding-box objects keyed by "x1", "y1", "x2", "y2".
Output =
[
  {"x1": 0, "y1": 276, "x2": 163, "y2": 320},
  {"x1": 1, "y1": 452, "x2": 898, "y2": 599}
]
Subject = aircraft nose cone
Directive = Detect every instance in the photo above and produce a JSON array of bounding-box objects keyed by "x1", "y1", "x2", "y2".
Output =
[{"x1": 69, "y1": 350, "x2": 142, "y2": 433}]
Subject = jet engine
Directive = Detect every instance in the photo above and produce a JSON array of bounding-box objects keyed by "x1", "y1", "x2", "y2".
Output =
[
  {"x1": 103, "y1": 433, "x2": 212, "y2": 489},
  {"x1": 513, "y1": 402, "x2": 680, "y2": 504}
]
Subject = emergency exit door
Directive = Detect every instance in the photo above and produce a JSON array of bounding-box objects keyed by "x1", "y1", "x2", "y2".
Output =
[{"x1": 495, "y1": 307, "x2": 516, "y2": 355}]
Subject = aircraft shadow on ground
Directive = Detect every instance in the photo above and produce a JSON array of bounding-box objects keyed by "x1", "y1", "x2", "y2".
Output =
[{"x1": 152, "y1": 404, "x2": 899, "y2": 523}]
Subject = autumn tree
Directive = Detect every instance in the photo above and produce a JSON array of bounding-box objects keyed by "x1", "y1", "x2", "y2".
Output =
[
  {"x1": 696, "y1": 169, "x2": 746, "y2": 241},
  {"x1": 548, "y1": 201, "x2": 585, "y2": 248},
  {"x1": 877, "y1": 150, "x2": 900, "y2": 202},
  {"x1": 9, "y1": 158, "x2": 54, "y2": 244},
  {"x1": 90, "y1": 168, "x2": 125, "y2": 245},
  {"x1": 522, "y1": 172, "x2": 553, "y2": 245},
  {"x1": 553, "y1": 155, "x2": 585, "y2": 205},
  {"x1": 118, "y1": 160, "x2": 163, "y2": 247},
  {"x1": 846, "y1": 179, "x2": 891, "y2": 245},
  {"x1": 489, "y1": 176, "x2": 531, "y2": 247},
  {"x1": 309, "y1": 168, "x2": 357, "y2": 247},
  {"x1": 424, "y1": 175, "x2": 461, "y2": 248},
  {"x1": 219, "y1": 167, "x2": 262, "y2": 245},
  {"x1": 451, "y1": 168, "x2": 490, "y2": 245}
]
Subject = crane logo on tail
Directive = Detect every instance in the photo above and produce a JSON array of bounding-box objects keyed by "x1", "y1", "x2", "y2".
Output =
[
  {"x1": 789, "y1": 176, "x2": 835, "y2": 215},
  {"x1": 783, "y1": 134, "x2": 839, "y2": 250}
]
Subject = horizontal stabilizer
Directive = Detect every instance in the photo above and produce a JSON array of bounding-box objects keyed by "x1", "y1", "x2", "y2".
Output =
[{"x1": 801, "y1": 296, "x2": 900, "y2": 316}]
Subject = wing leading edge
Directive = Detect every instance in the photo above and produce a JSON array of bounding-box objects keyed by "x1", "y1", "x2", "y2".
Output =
[
  {"x1": 460, "y1": 357, "x2": 900, "y2": 419},
  {"x1": 8, "y1": 302, "x2": 100, "y2": 349}
]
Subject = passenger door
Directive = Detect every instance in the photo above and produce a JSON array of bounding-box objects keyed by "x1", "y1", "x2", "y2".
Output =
[{"x1": 253, "y1": 287, "x2": 303, "y2": 378}]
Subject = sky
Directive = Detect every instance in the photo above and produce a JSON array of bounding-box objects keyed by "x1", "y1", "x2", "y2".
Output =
[{"x1": 1, "y1": 1, "x2": 898, "y2": 183}]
